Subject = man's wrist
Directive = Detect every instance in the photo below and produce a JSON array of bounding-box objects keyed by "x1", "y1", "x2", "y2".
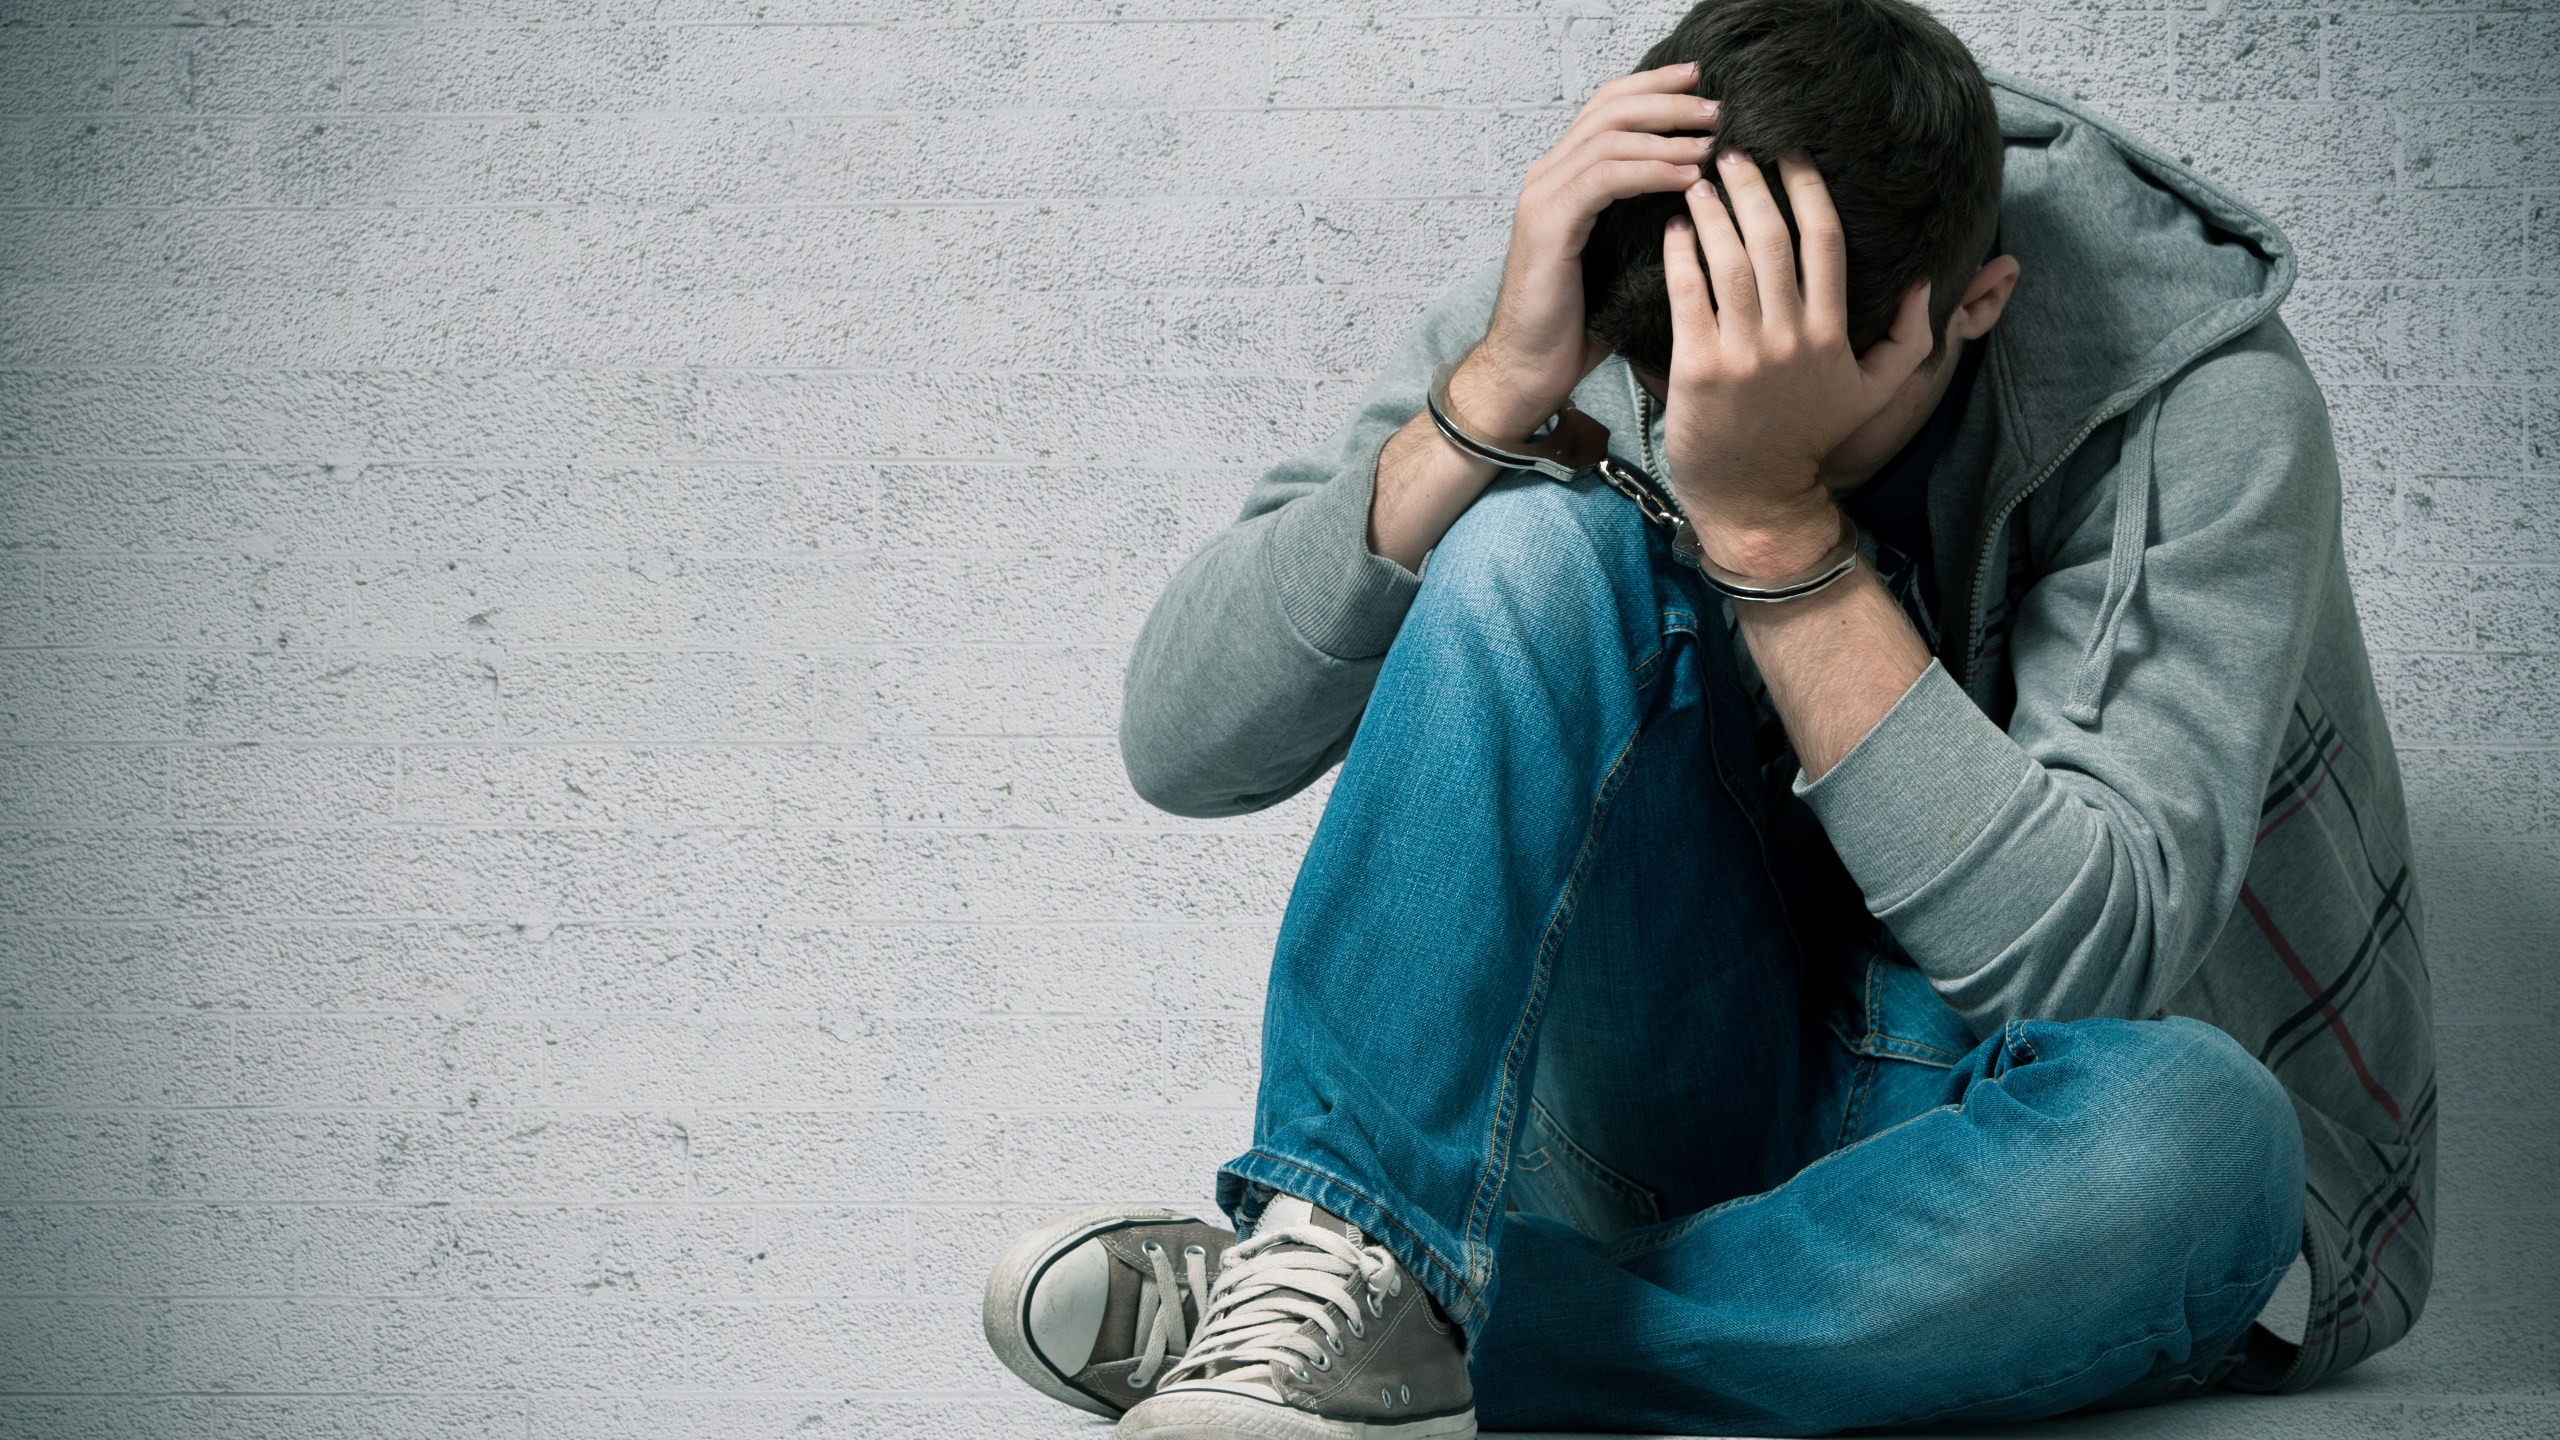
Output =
[
  {"x1": 1445, "y1": 347, "x2": 1564, "y2": 447},
  {"x1": 1689, "y1": 491, "x2": 1848, "y2": 582}
]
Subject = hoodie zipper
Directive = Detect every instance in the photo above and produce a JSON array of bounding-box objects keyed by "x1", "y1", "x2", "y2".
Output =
[
  {"x1": 1959, "y1": 432, "x2": 2079, "y2": 692},
  {"x1": 1637, "y1": 383, "x2": 1663, "y2": 482}
]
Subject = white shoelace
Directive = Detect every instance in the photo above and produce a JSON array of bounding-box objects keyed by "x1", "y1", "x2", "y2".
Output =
[
  {"x1": 1157, "y1": 1219, "x2": 1401, "y2": 1391},
  {"x1": 1128, "y1": 1238, "x2": 1215, "y2": 1388}
]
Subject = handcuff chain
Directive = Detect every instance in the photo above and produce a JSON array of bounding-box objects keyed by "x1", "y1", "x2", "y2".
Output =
[
  {"x1": 1426, "y1": 352, "x2": 1859, "y2": 603},
  {"x1": 1592, "y1": 455, "x2": 1684, "y2": 534}
]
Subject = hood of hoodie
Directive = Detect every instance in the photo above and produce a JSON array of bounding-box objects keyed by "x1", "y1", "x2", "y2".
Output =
[
  {"x1": 1593, "y1": 73, "x2": 2299, "y2": 715},
  {"x1": 1936, "y1": 73, "x2": 2298, "y2": 710},
  {"x1": 1975, "y1": 74, "x2": 2295, "y2": 498}
]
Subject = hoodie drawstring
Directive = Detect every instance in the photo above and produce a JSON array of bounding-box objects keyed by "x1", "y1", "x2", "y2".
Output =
[{"x1": 2062, "y1": 391, "x2": 2161, "y2": 727}]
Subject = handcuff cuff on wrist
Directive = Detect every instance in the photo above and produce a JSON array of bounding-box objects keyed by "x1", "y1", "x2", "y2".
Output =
[{"x1": 1425, "y1": 357, "x2": 1861, "y2": 604}]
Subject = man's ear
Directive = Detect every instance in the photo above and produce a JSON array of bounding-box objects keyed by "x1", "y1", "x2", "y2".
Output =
[{"x1": 1945, "y1": 255, "x2": 2021, "y2": 345}]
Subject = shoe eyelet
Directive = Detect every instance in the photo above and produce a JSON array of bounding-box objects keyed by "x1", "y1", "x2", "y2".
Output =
[
  {"x1": 1291, "y1": 1367, "x2": 1310, "y2": 1384},
  {"x1": 1312, "y1": 1352, "x2": 1331, "y2": 1372},
  {"x1": 1365, "y1": 1292, "x2": 1384, "y2": 1317},
  {"x1": 1183, "y1": 1244, "x2": 1205, "y2": 1257},
  {"x1": 1140, "y1": 1238, "x2": 1162, "y2": 1255},
  {"x1": 1381, "y1": 1386, "x2": 1394, "y2": 1407},
  {"x1": 1400, "y1": 1385, "x2": 1411, "y2": 1404},
  {"x1": 1126, "y1": 1371, "x2": 1153, "y2": 1390},
  {"x1": 1326, "y1": 1334, "x2": 1343, "y2": 1355},
  {"x1": 1348, "y1": 1317, "x2": 1366, "y2": 1340}
]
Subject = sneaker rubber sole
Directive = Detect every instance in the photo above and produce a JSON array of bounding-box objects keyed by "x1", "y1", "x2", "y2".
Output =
[
  {"x1": 980, "y1": 1202, "x2": 1205, "y2": 1418},
  {"x1": 1115, "y1": 1390, "x2": 1478, "y2": 1440}
]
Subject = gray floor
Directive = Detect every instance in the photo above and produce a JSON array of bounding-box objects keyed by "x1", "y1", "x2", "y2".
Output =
[
  {"x1": 976, "y1": 1277, "x2": 2551, "y2": 1440},
  {"x1": 1495, "y1": 1302, "x2": 2560, "y2": 1438}
]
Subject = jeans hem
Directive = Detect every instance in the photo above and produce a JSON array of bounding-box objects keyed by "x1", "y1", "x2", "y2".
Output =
[{"x1": 1219, "y1": 1148, "x2": 1487, "y2": 1338}]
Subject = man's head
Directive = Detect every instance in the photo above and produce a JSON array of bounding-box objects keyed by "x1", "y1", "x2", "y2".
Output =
[{"x1": 1583, "y1": 0, "x2": 2006, "y2": 378}]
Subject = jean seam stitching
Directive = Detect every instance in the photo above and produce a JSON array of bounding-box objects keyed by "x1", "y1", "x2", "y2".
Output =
[
  {"x1": 1604, "y1": 1099, "x2": 1968, "y2": 1263},
  {"x1": 1863, "y1": 1034, "x2": 1964, "y2": 1064},
  {"x1": 1851, "y1": 959, "x2": 1965, "y2": 1064},
  {"x1": 1460, "y1": 717, "x2": 1648, "y2": 1288},
  {"x1": 1634, "y1": 601, "x2": 1692, "y2": 682},
  {"x1": 1838, "y1": 1055, "x2": 1878, "y2": 1151},
  {"x1": 1526, "y1": 1097, "x2": 1664, "y2": 1220}
]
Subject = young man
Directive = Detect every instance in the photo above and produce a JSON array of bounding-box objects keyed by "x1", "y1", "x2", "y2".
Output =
[{"x1": 981, "y1": 0, "x2": 2433, "y2": 1434}]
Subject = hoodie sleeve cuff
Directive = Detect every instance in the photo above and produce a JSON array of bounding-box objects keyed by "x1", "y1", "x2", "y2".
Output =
[
  {"x1": 1265, "y1": 433, "x2": 1427, "y2": 662},
  {"x1": 1792, "y1": 660, "x2": 2040, "y2": 910}
]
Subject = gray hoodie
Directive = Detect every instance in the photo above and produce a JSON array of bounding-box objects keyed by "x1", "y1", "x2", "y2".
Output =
[{"x1": 1120, "y1": 75, "x2": 2432, "y2": 1392}]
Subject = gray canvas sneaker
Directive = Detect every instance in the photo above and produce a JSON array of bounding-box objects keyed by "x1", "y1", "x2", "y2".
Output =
[
  {"x1": 982, "y1": 1204, "x2": 1239, "y2": 1415},
  {"x1": 1114, "y1": 1195, "x2": 1476, "y2": 1440}
]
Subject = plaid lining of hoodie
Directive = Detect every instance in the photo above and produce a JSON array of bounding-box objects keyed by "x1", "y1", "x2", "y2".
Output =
[{"x1": 1721, "y1": 512, "x2": 2432, "y2": 1393}]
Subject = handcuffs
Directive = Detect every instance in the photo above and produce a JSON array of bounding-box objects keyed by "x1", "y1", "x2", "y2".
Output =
[{"x1": 1424, "y1": 358, "x2": 1861, "y2": 604}]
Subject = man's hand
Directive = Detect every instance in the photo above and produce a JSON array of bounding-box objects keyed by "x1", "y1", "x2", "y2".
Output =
[
  {"x1": 1369, "y1": 64, "x2": 1716, "y2": 569},
  {"x1": 1658, "y1": 149, "x2": 1935, "y2": 579},
  {"x1": 1466, "y1": 63, "x2": 1720, "y2": 436},
  {"x1": 1661, "y1": 149, "x2": 1936, "y2": 781}
]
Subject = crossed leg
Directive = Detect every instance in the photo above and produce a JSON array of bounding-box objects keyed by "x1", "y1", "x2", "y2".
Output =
[{"x1": 1221, "y1": 472, "x2": 2301, "y2": 1435}]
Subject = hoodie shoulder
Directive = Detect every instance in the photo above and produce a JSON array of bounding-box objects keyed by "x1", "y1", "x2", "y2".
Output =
[
  {"x1": 2152, "y1": 315, "x2": 2340, "y2": 520},
  {"x1": 1978, "y1": 72, "x2": 2302, "y2": 483}
]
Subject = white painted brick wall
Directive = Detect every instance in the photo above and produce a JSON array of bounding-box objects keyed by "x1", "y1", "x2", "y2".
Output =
[{"x1": 0, "y1": 3, "x2": 2552, "y2": 1436}]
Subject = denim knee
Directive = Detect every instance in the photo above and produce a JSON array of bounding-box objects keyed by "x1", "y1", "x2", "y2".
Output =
[
  {"x1": 1415, "y1": 475, "x2": 1661, "y2": 647},
  {"x1": 2061, "y1": 1018, "x2": 2304, "y2": 1328}
]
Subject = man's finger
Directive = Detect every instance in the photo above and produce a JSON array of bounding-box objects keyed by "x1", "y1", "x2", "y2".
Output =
[
  {"x1": 1565, "y1": 159, "x2": 1708, "y2": 213},
  {"x1": 1565, "y1": 63, "x2": 1700, "y2": 135},
  {"x1": 1858, "y1": 281, "x2": 1936, "y2": 407},
  {"x1": 1559, "y1": 92, "x2": 1719, "y2": 154},
  {"x1": 1683, "y1": 176, "x2": 1760, "y2": 339},
  {"x1": 1661, "y1": 211, "x2": 1717, "y2": 355},
  {"x1": 1776, "y1": 152, "x2": 1848, "y2": 338},
  {"x1": 1557, "y1": 130, "x2": 1717, "y2": 174},
  {"x1": 1714, "y1": 149, "x2": 1801, "y2": 329},
  {"x1": 1591, "y1": 61, "x2": 1704, "y2": 105}
]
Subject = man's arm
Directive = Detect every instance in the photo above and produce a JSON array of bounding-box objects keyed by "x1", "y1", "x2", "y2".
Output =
[
  {"x1": 1123, "y1": 67, "x2": 1719, "y2": 817},
  {"x1": 1118, "y1": 272, "x2": 1497, "y2": 818},
  {"x1": 1729, "y1": 566, "x2": 1931, "y2": 780},
  {"x1": 1659, "y1": 151, "x2": 2336, "y2": 1032},
  {"x1": 1795, "y1": 334, "x2": 2337, "y2": 1031},
  {"x1": 1365, "y1": 70, "x2": 1720, "y2": 570}
]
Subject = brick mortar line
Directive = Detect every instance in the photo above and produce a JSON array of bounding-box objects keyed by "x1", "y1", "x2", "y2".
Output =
[
  {"x1": 0, "y1": 913, "x2": 1285, "y2": 924},
  {"x1": 0, "y1": 642, "x2": 1088, "y2": 653},
  {"x1": 0, "y1": 104, "x2": 1592, "y2": 120},
  {"x1": 0, "y1": 458, "x2": 1264, "y2": 467},
  {"x1": 0, "y1": 734, "x2": 1135, "y2": 743},
  {"x1": 0, "y1": 913, "x2": 1265, "y2": 927},
  {"x1": 0, "y1": 13, "x2": 1581, "y2": 31},
  {"x1": 5, "y1": 199, "x2": 1526, "y2": 212},
  {"x1": 0, "y1": 1010, "x2": 1269, "y2": 1019},
  {"x1": 0, "y1": 1197, "x2": 1230, "y2": 1208},
  {"x1": 0, "y1": 1100, "x2": 1259, "y2": 1109},
  {"x1": 0, "y1": 550, "x2": 1207, "y2": 560}
]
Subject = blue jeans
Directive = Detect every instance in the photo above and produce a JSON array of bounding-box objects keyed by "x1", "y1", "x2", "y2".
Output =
[{"x1": 1217, "y1": 474, "x2": 2305, "y2": 1436}]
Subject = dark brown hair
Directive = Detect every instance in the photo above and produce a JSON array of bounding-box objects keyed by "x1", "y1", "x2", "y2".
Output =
[{"x1": 1582, "y1": 0, "x2": 2004, "y2": 373}]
